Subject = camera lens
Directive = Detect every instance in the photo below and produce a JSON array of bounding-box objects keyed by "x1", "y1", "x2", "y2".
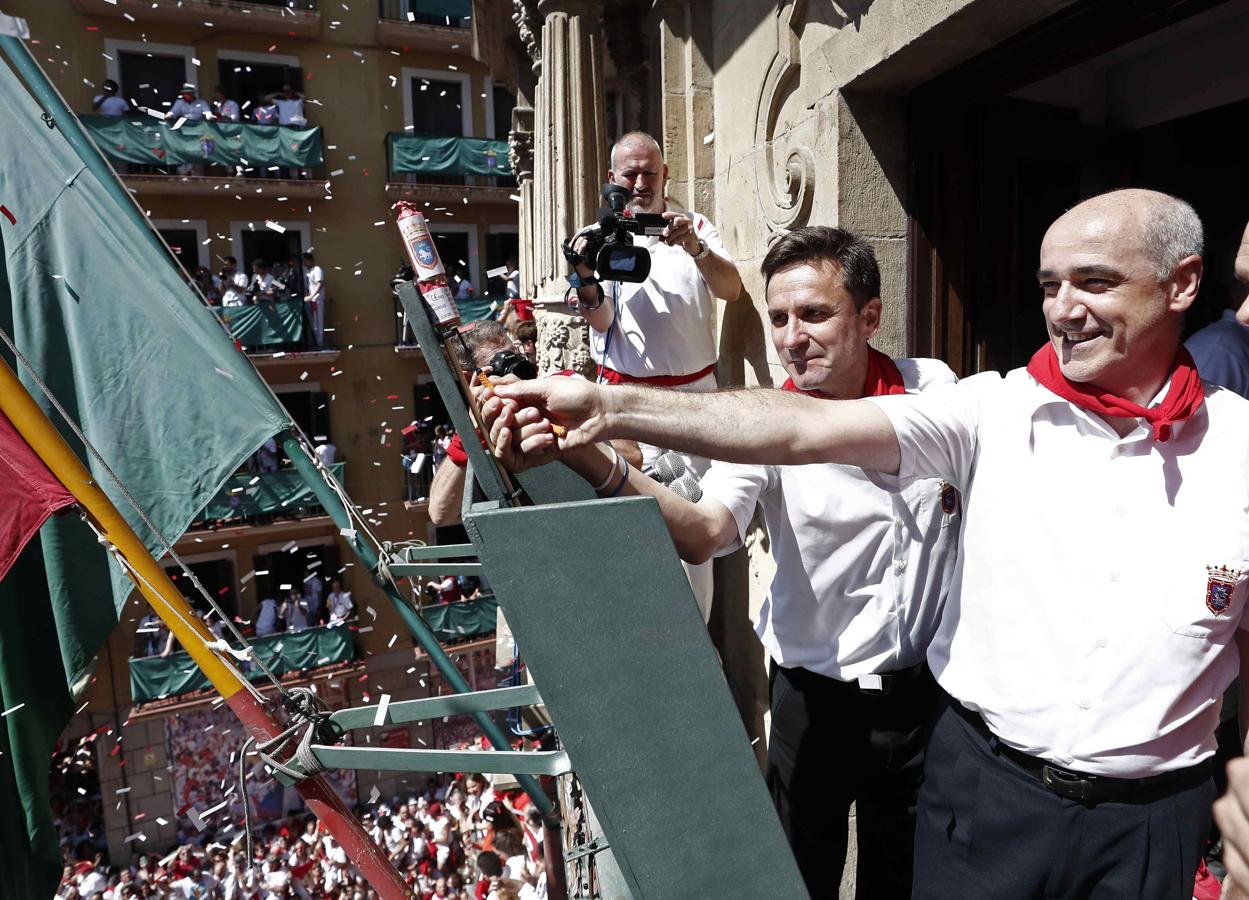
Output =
[{"x1": 486, "y1": 350, "x2": 537, "y2": 380}]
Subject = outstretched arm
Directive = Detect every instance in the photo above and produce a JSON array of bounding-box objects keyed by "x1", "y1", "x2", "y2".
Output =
[{"x1": 485, "y1": 378, "x2": 901, "y2": 475}]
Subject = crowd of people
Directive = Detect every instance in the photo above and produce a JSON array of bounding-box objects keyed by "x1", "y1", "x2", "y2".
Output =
[
  {"x1": 56, "y1": 774, "x2": 548, "y2": 900},
  {"x1": 91, "y1": 80, "x2": 307, "y2": 130}
]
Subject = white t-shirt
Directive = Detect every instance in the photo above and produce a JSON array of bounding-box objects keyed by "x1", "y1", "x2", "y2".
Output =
[
  {"x1": 314, "y1": 442, "x2": 336, "y2": 465},
  {"x1": 273, "y1": 96, "x2": 306, "y2": 126},
  {"x1": 592, "y1": 208, "x2": 727, "y2": 378},
  {"x1": 699, "y1": 358, "x2": 959, "y2": 679},
  {"x1": 304, "y1": 264, "x2": 325, "y2": 303},
  {"x1": 869, "y1": 368, "x2": 1249, "y2": 776},
  {"x1": 455, "y1": 278, "x2": 473, "y2": 300},
  {"x1": 94, "y1": 94, "x2": 129, "y2": 116},
  {"x1": 217, "y1": 99, "x2": 241, "y2": 122},
  {"x1": 221, "y1": 271, "x2": 249, "y2": 307}
]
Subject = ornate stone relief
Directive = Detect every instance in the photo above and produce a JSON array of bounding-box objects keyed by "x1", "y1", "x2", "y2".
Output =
[
  {"x1": 535, "y1": 310, "x2": 593, "y2": 378},
  {"x1": 512, "y1": 0, "x2": 542, "y2": 65},
  {"x1": 507, "y1": 106, "x2": 535, "y2": 181},
  {"x1": 752, "y1": 0, "x2": 815, "y2": 236}
]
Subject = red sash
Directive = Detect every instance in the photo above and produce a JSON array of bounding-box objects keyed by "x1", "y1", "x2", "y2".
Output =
[
  {"x1": 1025, "y1": 344, "x2": 1203, "y2": 442},
  {"x1": 597, "y1": 361, "x2": 717, "y2": 387},
  {"x1": 781, "y1": 347, "x2": 907, "y2": 399}
]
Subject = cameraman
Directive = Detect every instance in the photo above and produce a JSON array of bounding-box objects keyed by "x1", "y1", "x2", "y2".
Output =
[
  {"x1": 567, "y1": 131, "x2": 742, "y2": 621},
  {"x1": 427, "y1": 320, "x2": 640, "y2": 525}
]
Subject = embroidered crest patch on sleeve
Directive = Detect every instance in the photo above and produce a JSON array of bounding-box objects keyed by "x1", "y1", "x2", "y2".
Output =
[{"x1": 1206, "y1": 565, "x2": 1241, "y2": 615}]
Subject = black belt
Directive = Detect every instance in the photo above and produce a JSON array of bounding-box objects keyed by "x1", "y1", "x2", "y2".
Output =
[
  {"x1": 784, "y1": 661, "x2": 930, "y2": 696},
  {"x1": 949, "y1": 699, "x2": 1212, "y2": 805}
]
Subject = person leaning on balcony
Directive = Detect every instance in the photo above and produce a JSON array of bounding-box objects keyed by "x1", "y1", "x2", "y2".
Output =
[
  {"x1": 219, "y1": 256, "x2": 249, "y2": 307},
  {"x1": 266, "y1": 84, "x2": 307, "y2": 127},
  {"x1": 91, "y1": 79, "x2": 128, "y2": 116},
  {"x1": 212, "y1": 85, "x2": 240, "y2": 123},
  {"x1": 303, "y1": 250, "x2": 326, "y2": 348},
  {"x1": 426, "y1": 319, "x2": 641, "y2": 526},
  {"x1": 169, "y1": 83, "x2": 211, "y2": 122},
  {"x1": 248, "y1": 259, "x2": 278, "y2": 303},
  {"x1": 485, "y1": 189, "x2": 1249, "y2": 900},
  {"x1": 566, "y1": 129, "x2": 744, "y2": 624}
]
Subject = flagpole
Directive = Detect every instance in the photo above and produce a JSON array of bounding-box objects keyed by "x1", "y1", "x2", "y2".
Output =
[{"x1": 0, "y1": 358, "x2": 414, "y2": 900}]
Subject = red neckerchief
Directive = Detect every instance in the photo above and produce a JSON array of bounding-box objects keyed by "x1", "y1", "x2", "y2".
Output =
[
  {"x1": 781, "y1": 347, "x2": 907, "y2": 399},
  {"x1": 1025, "y1": 343, "x2": 1204, "y2": 442}
]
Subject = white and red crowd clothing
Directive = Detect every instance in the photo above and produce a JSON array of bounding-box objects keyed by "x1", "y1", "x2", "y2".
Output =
[
  {"x1": 697, "y1": 354, "x2": 958, "y2": 898},
  {"x1": 867, "y1": 350, "x2": 1249, "y2": 898}
]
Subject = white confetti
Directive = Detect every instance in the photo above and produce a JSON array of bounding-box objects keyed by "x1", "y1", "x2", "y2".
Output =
[
  {"x1": 1, "y1": 703, "x2": 24, "y2": 717},
  {"x1": 703, "y1": 131, "x2": 715, "y2": 145},
  {"x1": 265, "y1": 220, "x2": 287, "y2": 234},
  {"x1": 373, "y1": 693, "x2": 391, "y2": 727}
]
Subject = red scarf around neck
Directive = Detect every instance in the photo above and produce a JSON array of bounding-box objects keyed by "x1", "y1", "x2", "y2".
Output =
[
  {"x1": 781, "y1": 347, "x2": 907, "y2": 400},
  {"x1": 1025, "y1": 343, "x2": 1204, "y2": 442}
]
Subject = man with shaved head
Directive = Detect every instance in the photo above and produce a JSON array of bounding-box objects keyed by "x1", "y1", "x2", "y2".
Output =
[
  {"x1": 487, "y1": 188, "x2": 1249, "y2": 897},
  {"x1": 565, "y1": 130, "x2": 743, "y2": 622}
]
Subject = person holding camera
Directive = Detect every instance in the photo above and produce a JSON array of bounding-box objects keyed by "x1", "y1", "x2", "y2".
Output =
[{"x1": 566, "y1": 130, "x2": 742, "y2": 622}]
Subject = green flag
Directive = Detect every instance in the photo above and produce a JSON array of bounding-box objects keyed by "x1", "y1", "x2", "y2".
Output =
[{"x1": 0, "y1": 54, "x2": 294, "y2": 898}]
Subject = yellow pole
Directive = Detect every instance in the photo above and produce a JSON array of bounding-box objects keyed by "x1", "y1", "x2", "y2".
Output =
[{"x1": 0, "y1": 356, "x2": 413, "y2": 898}]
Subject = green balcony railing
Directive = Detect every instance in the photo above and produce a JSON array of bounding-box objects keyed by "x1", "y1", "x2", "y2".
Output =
[
  {"x1": 214, "y1": 298, "x2": 306, "y2": 351},
  {"x1": 386, "y1": 132, "x2": 513, "y2": 181},
  {"x1": 130, "y1": 622, "x2": 354, "y2": 702},
  {"x1": 197, "y1": 462, "x2": 345, "y2": 526},
  {"x1": 378, "y1": 0, "x2": 470, "y2": 27},
  {"x1": 422, "y1": 595, "x2": 498, "y2": 642},
  {"x1": 82, "y1": 115, "x2": 323, "y2": 171}
]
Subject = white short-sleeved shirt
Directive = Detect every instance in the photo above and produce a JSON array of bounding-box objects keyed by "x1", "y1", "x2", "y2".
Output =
[
  {"x1": 94, "y1": 95, "x2": 129, "y2": 116},
  {"x1": 305, "y1": 264, "x2": 325, "y2": 303},
  {"x1": 592, "y1": 208, "x2": 728, "y2": 378},
  {"x1": 221, "y1": 271, "x2": 249, "y2": 307},
  {"x1": 274, "y1": 97, "x2": 306, "y2": 126},
  {"x1": 700, "y1": 358, "x2": 960, "y2": 680},
  {"x1": 869, "y1": 368, "x2": 1249, "y2": 776},
  {"x1": 169, "y1": 98, "x2": 211, "y2": 121}
]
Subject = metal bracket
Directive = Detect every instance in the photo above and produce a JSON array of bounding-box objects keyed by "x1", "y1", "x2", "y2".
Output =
[{"x1": 564, "y1": 837, "x2": 610, "y2": 864}]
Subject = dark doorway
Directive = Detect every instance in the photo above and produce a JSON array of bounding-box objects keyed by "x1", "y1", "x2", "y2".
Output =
[
  {"x1": 276, "y1": 389, "x2": 331, "y2": 445},
  {"x1": 484, "y1": 232, "x2": 519, "y2": 297},
  {"x1": 217, "y1": 59, "x2": 303, "y2": 117},
  {"x1": 410, "y1": 76, "x2": 465, "y2": 136},
  {"x1": 251, "y1": 543, "x2": 340, "y2": 623},
  {"x1": 430, "y1": 230, "x2": 471, "y2": 285},
  {"x1": 240, "y1": 229, "x2": 304, "y2": 301},
  {"x1": 492, "y1": 85, "x2": 515, "y2": 140},
  {"x1": 117, "y1": 51, "x2": 187, "y2": 114},
  {"x1": 164, "y1": 557, "x2": 238, "y2": 621},
  {"x1": 907, "y1": 0, "x2": 1237, "y2": 375},
  {"x1": 158, "y1": 228, "x2": 200, "y2": 276}
]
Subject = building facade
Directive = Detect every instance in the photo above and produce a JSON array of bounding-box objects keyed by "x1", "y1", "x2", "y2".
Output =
[{"x1": 9, "y1": 0, "x2": 519, "y2": 864}]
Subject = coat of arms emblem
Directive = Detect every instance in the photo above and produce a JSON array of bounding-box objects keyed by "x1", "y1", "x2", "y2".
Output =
[{"x1": 1206, "y1": 564, "x2": 1242, "y2": 615}]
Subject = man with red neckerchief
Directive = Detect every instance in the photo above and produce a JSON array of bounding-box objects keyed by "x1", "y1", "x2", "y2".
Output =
[
  {"x1": 482, "y1": 189, "x2": 1249, "y2": 899},
  {"x1": 491, "y1": 226, "x2": 959, "y2": 898}
]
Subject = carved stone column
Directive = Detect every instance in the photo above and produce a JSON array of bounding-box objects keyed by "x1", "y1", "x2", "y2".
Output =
[
  {"x1": 508, "y1": 104, "x2": 536, "y2": 298},
  {"x1": 654, "y1": 0, "x2": 715, "y2": 215},
  {"x1": 528, "y1": 0, "x2": 607, "y2": 374}
]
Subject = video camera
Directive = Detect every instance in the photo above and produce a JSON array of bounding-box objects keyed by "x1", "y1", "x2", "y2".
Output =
[{"x1": 564, "y1": 183, "x2": 668, "y2": 283}]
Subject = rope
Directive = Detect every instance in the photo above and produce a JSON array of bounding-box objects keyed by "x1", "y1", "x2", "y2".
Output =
[{"x1": 238, "y1": 686, "x2": 339, "y2": 865}]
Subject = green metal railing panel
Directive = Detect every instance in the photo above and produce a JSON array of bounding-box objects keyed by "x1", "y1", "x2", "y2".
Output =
[
  {"x1": 213, "y1": 299, "x2": 304, "y2": 349},
  {"x1": 313, "y1": 745, "x2": 570, "y2": 775},
  {"x1": 420, "y1": 595, "x2": 497, "y2": 641},
  {"x1": 386, "y1": 561, "x2": 481, "y2": 576},
  {"x1": 387, "y1": 132, "x2": 511, "y2": 177},
  {"x1": 465, "y1": 497, "x2": 810, "y2": 900},
  {"x1": 82, "y1": 115, "x2": 323, "y2": 168},
  {"x1": 393, "y1": 543, "x2": 477, "y2": 560},
  {"x1": 129, "y1": 623, "x2": 353, "y2": 702},
  {"x1": 200, "y1": 462, "x2": 344, "y2": 522},
  {"x1": 330, "y1": 683, "x2": 542, "y2": 730}
]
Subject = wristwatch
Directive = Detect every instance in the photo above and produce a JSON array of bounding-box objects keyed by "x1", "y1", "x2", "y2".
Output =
[{"x1": 690, "y1": 238, "x2": 711, "y2": 261}]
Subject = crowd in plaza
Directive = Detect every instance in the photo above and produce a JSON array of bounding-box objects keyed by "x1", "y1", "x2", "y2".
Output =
[{"x1": 55, "y1": 772, "x2": 548, "y2": 899}]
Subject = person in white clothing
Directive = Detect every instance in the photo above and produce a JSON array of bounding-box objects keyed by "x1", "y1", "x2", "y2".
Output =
[
  {"x1": 219, "y1": 256, "x2": 250, "y2": 308},
  {"x1": 565, "y1": 131, "x2": 743, "y2": 623},
  {"x1": 302, "y1": 251, "x2": 326, "y2": 348},
  {"x1": 326, "y1": 580, "x2": 353, "y2": 625},
  {"x1": 482, "y1": 226, "x2": 958, "y2": 898},
  {"x1": 169, "y1": 84, "x2": 211, "y2": 121},
  {"x1": 212, "y1": 85, "x2": 240, "y2": 123},
  {"x1": 266, "y1": 84, "x2": 307, "y2": 126},
  {"x1": 484, "y1": 189, "x2": 1249, "y2": 900}
]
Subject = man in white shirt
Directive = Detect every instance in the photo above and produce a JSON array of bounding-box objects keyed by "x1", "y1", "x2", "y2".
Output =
[
  {"x1": 487, "y1": 189, "x2": 1249, "y2": 898},
  {"x1": 249, "y1": 259, "x2": 278, "y2": 302},
  {"x1": 302, "y1": 251, "x2": 326, "y2": 348},
  {"x1": 566, "y1": 131, "x2": 744, "y2": 622},
  {"x1": 327, "y1": 580, "x2": 353, "y2": 625},
  {"x1": 485, "y1": 227, "x2": 957, "y2": 897},
  {"x1": 219, "y1": 256, "x2": 250, "y2": 308},
  {"x1": 91, "y1": 79, "x2": 128, "y2": 116},
  {"x1": 212, "y1": 85, "x2": 240, "y2": 123},
  {"x1": 168, "y1": 83, "x2": 211, "y2": 122},
  {"x1": 267, "y1": 84, "x2": 307, "y2": 127}
]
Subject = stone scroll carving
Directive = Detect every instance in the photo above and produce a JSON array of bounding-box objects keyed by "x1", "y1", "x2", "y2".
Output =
[{"x1": 752, "y1": 0, "x2": 815, "y2": 235}]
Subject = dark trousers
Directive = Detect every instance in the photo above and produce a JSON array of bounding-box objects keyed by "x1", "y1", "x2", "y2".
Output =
[
  {"x1": 914, "y1": 695, "x2": 1215, "y2": 900},
  {"x1": 766, "y1": 663, "x2": 936, "y2": 900}
]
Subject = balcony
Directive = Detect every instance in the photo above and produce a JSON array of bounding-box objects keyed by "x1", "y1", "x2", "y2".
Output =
[
  {"x1": 190, "y1": 462, "x2": 345, "y2": 530},
  {"x1": 214, "y1": 298, "x2": 339, "y2": 365},
  {"x1": 377, "y1": 0, "x2": 470, "y2": 50},
  {"x1": 421, "y1": 594, "x2": 497, "y2": 644},
  {"x1": 384, "y1": 132, "x2": 516, "y2": 205},
  {"x1": 82, "y1": 115, "x2": 326, "y2": 198},
  {"x1": 129, "y1": 621, "x2": 354, "y2": 703},
  {"x1": 71, "y1": 0, "x2": 321, "y2": 38},
  {"x1": 394, "y1": 290, "x2": 506, "y2": 357}
]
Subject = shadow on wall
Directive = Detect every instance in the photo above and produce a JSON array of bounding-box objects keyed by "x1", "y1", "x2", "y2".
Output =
[{"x1": 717, "y1": 287, "x2": 773, "y2": 388}]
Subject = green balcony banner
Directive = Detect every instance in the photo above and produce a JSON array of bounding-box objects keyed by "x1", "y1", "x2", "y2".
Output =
[
  {"x1": 215, "y1": 299, "x2": 305, "y2": 348},
  {"x1": 200, "y1": 462, "x2": 344, "y2": 522},
  {"x1": 130, "y1": 624, "x2": 354, "y2": 702},
  {"x1": 388, "y1": 133, "x2": 512, "y2": 177},
  {"x1": 82, "y1": 115, "x2": 324, "y2": 168},
  {"x1": 422, "y1": 595, "x2": 498, "y2": 641}
]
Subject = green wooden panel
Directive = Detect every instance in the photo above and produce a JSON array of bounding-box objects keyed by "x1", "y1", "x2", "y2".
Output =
[
  {"x1": 465, "y1": 497, "x2": 808, "y2": 900},
  {"x1": 330, "y1": 684, "x2": 542, "y2": 730}
]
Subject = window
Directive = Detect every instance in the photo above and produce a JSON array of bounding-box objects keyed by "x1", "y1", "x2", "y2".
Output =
[
  {"x1": 118, "y1": 52, "x2": 190, "y2": 114},
  {"x1": 491, "y1": 85, "x2": 515, "y2": 140},
  {"x1": 484, "y1": 231, "x2": 519, "y2": 298},
  {"x1": 239, "y1": 228, "x2": 305, "y2": 303},
  {"x1": 251, "y1": 543, "x2": 340, "y2": 621},
  {"x1": 273, "y1": 389, "x2": 331, "y2": 447},
  {"x1": 431, "y1": 230, "x2": 471, "y2": 286},
  {"x1": 411, "y1": 76, "x2": 466, "y2": 137},
  {"x1": 164, "y1": 557, "x2": 238, "y2": 621},
  {"x1": 158, "y1": 228, "x2": 200, "y2": 275}
]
